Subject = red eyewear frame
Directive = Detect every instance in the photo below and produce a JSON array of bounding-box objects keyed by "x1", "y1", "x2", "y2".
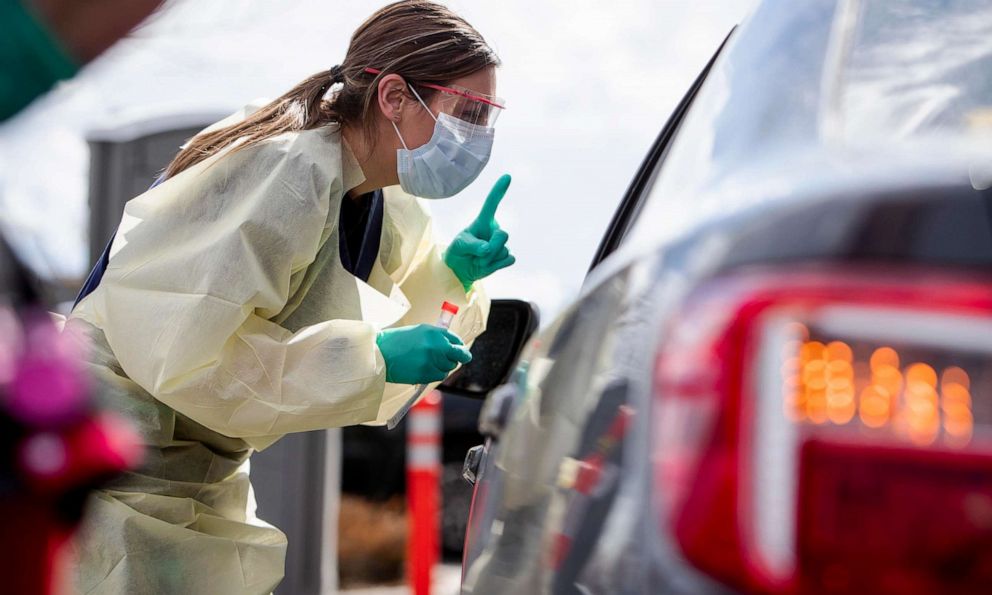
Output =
[{"x1": 363, "y1": 67, "x2": 505, "y2": 110}]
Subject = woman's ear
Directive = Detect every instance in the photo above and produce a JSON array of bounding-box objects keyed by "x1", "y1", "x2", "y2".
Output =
[{"x1": 377, "y1": 74, "x2": 408, "y2": 123}]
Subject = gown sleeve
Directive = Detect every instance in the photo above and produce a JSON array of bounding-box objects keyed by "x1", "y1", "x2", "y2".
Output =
[
  {"x1": 380, "y1": 186, "x2": 489, "y2": 344},
  {"x1": 91, "y1": 130, "x2": 386, "y2": 438},
  {"x1": 366, "y1": 186, "x2": 491, "y2": 424}
]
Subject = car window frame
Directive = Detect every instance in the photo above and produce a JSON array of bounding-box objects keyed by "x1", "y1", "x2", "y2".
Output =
[{"x1": 587, "y1": 28, "x2": 737, "y2": 274}]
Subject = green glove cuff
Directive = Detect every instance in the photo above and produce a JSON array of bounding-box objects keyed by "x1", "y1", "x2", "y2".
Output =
[
  {"x1": 442, "y1": 247, "x2": 471, "y2": 292},
  {"x1": 1, "y1": 0, "x2": 79, "y2": 120},
  {"x1": 454, "y1": 269, "x2": 476, "y2": 294}
]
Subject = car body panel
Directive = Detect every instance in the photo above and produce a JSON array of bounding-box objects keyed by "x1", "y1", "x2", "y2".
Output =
[{"x1": 462, "y1": 0, "x2": 992, "y2": 592}]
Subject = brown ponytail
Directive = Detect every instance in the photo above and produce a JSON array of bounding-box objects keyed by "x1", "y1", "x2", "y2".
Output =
[{"x1": 164, "y1": 0, "x2": 500, "y2": 178}]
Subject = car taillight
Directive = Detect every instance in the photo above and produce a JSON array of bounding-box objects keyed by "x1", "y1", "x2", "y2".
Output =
[{"x1": 653, "y1": 268, "x2": 992, "y2": 594}]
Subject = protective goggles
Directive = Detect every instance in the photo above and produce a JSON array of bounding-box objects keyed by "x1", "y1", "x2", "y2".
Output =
[{"x1": 365, "y1": 67, "x2": 505, "y2": 128}]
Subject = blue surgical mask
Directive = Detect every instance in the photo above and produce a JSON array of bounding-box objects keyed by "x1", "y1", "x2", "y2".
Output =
[{"x1": 392, "y1": 88, "x2": 494, "y2": 199}]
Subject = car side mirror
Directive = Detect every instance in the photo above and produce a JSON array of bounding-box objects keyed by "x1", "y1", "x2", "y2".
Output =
[{"x1": 441, "y1": 299, "x2": 539, "y2": 399}]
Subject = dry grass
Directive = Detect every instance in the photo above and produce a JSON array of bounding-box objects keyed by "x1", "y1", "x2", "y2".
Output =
[{"x1": 338, "y1": 495, "x2": 408, "y2": 588}]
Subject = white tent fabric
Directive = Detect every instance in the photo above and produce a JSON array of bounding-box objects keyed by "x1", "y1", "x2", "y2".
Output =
[{"x1": 0, "y1": 0, "x2": 748, "y2": 318}]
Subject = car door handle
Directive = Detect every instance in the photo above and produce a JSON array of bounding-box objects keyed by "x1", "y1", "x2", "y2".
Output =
[{"x1": 463, "y1": 444, "x2": 484, "y2": 485}]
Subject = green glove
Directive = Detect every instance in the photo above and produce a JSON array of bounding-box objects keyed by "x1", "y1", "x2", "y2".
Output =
[
  {"x1": 444, "y1": 174, "x2": 516, "y2": 291},
  {"x1": 377, "y1": 324, "x2": 473, "y2": 385}
]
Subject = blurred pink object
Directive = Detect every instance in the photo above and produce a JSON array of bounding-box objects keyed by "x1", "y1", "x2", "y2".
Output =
[{"x1": 6, "y1": 313, "x2": 88, "y2": 428}]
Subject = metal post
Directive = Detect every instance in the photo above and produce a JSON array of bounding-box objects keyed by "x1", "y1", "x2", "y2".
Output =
[{"x1": 407, "y1": 390, "x2": 442, "y2": 595}]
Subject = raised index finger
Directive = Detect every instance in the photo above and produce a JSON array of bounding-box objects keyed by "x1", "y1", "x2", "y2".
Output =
[{"x1": 474, "y1": 174, "x2": 512, "y2": 227}]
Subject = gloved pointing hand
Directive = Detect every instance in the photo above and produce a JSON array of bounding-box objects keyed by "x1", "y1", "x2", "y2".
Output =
[
  {"x1": 377, "y1": 324, "x2": 473, "y2": 385},
  {"x1": 444, "y1": 174, "x2": 516, "y2": 291}
]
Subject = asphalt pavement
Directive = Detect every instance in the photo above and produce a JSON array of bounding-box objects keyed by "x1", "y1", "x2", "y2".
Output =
[{"x1": 341, "y1": 563, "x2": 461, "y2": 594}]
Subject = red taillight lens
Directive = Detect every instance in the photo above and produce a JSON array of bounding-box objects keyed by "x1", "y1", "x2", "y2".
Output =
[
  {"x1": 798, "y1": 439, "x2": 992, "y2": 594},
  {"x1": 654, "y1": 291, "x2": 749, "y2": 579},
  {"x1": 652, "y1": 268, "x2": 992, "y2": 594}
]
